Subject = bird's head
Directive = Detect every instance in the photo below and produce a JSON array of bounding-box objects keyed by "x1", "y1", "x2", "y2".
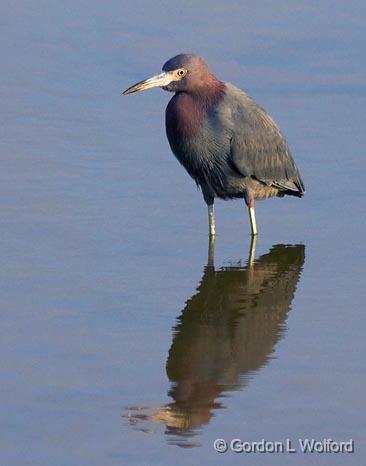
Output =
[{"x1": 122, "y1": 53, "x2": 219, "y2": 96}]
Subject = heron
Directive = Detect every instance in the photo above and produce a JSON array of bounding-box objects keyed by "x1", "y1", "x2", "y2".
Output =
[{"x1": 123, "y1": 53, "x2": 305, "y2": 236}]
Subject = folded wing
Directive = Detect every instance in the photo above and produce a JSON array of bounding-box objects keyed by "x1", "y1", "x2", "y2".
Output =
[{"x1": 222, "y1": 84, "x2": 305, "y2": 196}]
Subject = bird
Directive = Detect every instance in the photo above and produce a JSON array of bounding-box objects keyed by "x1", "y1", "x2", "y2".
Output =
[{"x1": 123, "y1": 53, "x2": 305, "y2": 236}]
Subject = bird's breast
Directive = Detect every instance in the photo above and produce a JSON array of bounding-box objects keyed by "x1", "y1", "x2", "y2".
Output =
[
  {"x1": 165, "y1": 94, "x2": 208, "y2": 173},
  {"x1": 166, "y1": 93, "x2": 206, "y2": 138},
  {"x1": 165, "y1": 92, "x2": 229, "y2": 161},
  {"x1": 165, "y1": 89, "x2": 238, "y2": 198}
]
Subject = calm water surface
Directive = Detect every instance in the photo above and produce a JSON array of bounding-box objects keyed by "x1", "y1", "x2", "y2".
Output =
[{"x1": 1, "y1": 1, "x2": 365, "y2": 465}]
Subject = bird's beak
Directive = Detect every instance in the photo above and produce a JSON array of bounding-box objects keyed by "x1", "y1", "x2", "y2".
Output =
[{"x1": 122, "y1": 71, "x2": 174, "y2": 95}]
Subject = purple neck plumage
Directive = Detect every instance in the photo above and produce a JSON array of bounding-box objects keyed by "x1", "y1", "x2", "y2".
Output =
[{"x1": 166, "y1": 77, "x2": 225, "y2": 136}]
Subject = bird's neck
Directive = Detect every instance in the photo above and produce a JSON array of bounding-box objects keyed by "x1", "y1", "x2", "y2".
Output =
[
  {"x1": 167, "y1": 80, "x2": 225, "y2": 136},
  {"x1": 189, "y1": 78, "x2": 226, "y2": 112}
]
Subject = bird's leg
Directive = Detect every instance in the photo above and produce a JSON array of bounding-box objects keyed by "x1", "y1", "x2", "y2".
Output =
[
  {"x1": 244, "y1": 192, "x2": 258, "y2": 236},
  {"x1": 207, "y1": 234, "x2": 216, "y2": 267},
  {"x1": 207, "y1": 204, "x2": 216, "y2": 236},
  {"x1": 248, "y1": 206, "x2": 258, "y2": 236}
]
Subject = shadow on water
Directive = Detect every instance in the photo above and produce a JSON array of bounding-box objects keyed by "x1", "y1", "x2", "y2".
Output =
[{"x1": 125, "y1": 241, "x2": 305, "y2": 447}]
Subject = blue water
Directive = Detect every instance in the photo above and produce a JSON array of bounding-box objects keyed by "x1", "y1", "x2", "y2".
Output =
[{"x1": 1, "y1": 1, "x2": 365, "y2": 465}]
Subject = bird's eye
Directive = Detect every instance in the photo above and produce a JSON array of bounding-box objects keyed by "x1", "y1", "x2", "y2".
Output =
[{"x1": 177, "y1": 69, "x2": 187, "y2": 78}]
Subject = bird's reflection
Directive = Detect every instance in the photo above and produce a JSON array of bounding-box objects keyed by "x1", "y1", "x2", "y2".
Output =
[{"x1": 125, "y1": 240, "x2": 305, "y2": 447}]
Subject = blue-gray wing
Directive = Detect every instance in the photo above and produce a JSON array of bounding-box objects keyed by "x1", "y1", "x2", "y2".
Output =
[{"x1": 221, "y1": 84, "x2": 305, "y2": 195}]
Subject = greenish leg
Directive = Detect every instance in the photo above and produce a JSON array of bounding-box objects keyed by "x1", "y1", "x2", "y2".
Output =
[
  {"x1": 248, "y1": 206, "x2": 258, "y2": 236},
  {"x1": 207, "y1": 234, "x2": 216, "y2": 267},
  {"x1": 208, "y1": 204, "x2": 216, "y2": 237}
]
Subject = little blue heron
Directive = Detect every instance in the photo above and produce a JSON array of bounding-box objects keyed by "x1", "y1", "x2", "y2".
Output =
[{"x1": 123, "y1": 53, "x2": 305, "y2": 236}]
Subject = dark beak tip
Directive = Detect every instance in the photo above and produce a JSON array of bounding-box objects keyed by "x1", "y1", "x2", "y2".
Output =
[{"x1": 122, "y1": 87, "x2": 140, "y2": 96}]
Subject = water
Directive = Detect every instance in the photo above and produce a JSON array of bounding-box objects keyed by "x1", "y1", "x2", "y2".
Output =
[{"x1": 1, "y1": 1, "x2": 365, "y2": 465}]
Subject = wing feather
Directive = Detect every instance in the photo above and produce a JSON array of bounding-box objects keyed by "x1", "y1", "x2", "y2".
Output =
[{"x1": 222, "y1": 85, "x2": 305, "y2": 195}]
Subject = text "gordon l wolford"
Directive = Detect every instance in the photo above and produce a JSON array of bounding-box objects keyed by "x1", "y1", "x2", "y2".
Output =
[{"x1": 229, "y1": 438, "x2": 354, "y2": 454}]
